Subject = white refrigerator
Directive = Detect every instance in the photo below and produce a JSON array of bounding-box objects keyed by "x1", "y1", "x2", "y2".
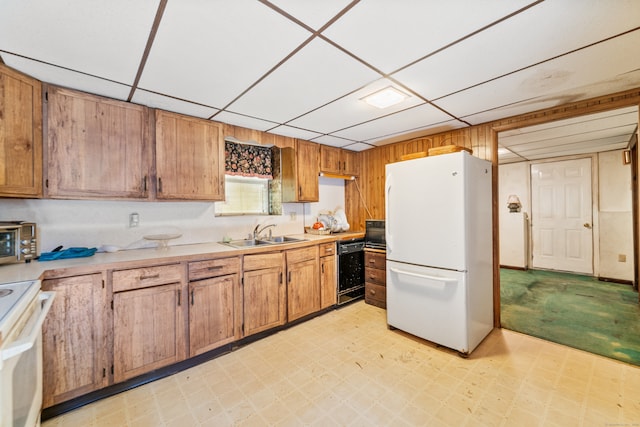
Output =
[{"x1": 385, "y1": 151, "x2": 493, "y2": 355}]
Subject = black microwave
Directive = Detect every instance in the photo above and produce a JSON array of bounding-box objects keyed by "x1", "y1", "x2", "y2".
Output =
[{"x1": 365, "y1": 219, "x2": 386, "y2": 250}]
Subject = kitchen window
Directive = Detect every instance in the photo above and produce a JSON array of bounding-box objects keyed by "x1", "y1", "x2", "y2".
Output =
[{"x1": 215, "y1": 140, "x2": 282, "y2": 216}]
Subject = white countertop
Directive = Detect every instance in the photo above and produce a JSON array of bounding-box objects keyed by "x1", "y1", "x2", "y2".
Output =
[{"x1": 0, "y1": 232, "x2": 364, "y2": 285}]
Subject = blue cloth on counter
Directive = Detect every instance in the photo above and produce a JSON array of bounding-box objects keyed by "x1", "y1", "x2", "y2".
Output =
[{"x1": 38, "y1": 247, "x2": 97, "y2": 261}]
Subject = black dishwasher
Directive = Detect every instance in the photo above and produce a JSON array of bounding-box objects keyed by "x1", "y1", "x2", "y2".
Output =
[{"x1": 337, "y1": 239, "x2": 365, "y2": 305}]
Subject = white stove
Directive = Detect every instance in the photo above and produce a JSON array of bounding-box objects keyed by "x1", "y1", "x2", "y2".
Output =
[{"x1": 0, "y1": 280, "x2": 55, "y2": 427}]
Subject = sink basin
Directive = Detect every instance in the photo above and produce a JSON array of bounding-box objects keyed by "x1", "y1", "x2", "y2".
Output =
[
  {"x1": 222, "y1": 239, "x2": 271, "y2": 248},
  {"x1": 259, "y1": 236, "x2": 305, "y2": 244}
]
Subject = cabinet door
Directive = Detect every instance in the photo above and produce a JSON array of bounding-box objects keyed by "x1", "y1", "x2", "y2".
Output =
[
  {"x1": 341, "y1": 149, "x2": 360, "y2": 176},
  {"x1": 320, "y1": 145, "x2": 341, "y2": 174},
  {"x1": 287, "y1": 258, "x2": 320, "y2": 321},
  {"x1": 243, "y1": 266, "x2": 285, "y2": 337},
  {"x1": 155, "y1": 110, "x2": 225, "y2": 200},
  {"x1": 0, "y1": 64, "x2": 42, "y2": 198},
  {"x1": 46, "y1": 86, "x2": 151, "y2": 199},
  {"x1": 320, "y1": 254, "x2": 337, "y2": 309},
  {"x1": 189, "y1": 274, "x2": 241, "y2": 356},
  {"x1": 296, "y1": 140, "x2": 319, "y2": 202},
  {"x1": 113, "y1": 283, "x2": 186, "y2": 382},
  {"x1": 42, "y1": 273, "x2": 108, "y2": 408}
]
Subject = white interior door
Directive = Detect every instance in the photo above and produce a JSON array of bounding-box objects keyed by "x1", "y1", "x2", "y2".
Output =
[{"x1": 531, "y1": 158, "x2": 593, "y2": 274}]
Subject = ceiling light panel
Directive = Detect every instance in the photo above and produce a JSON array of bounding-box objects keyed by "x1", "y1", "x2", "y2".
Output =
[
  {"x1": 0, "y1": 0, "x2": 159, "y2": 84},
  {"x1": 1, "y1": 54, "x2": 132, "y2": 100},
  {"x1": 138, "y1": 0, "x2": 311, "y2": 108},
  {"x1": 332, "y1": 103, "x2": 454, "y2": 142},
  {"x1": 393, "y1": 1, "x2": 640, "y2": 101},
  {"x1": 288, "y1": 78, "x2": 422, "y2": 134},
  {"x1": 227, "y1": 38, "x2": 380, "y2": 123},
  {"x1": 131, "y1": 90, "x2": 219, "y2": 119},
  {"x1": 322, "y1": 0, "x2": 532, "y2": 74},
  {"x1": 435, "y1": 30, "x2": 640, "y2": 122},
  {"x1": 268, "y1": 0, "x2": 354, "y2": 30}
]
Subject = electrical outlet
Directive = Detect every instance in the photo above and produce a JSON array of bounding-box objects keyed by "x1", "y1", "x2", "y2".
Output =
[
  {"x1": 129, "y1": 212, "x2": 139, "y2": 228},
  {"x1": 618, "y1": 254, "x2": 626, "y2": 262}
]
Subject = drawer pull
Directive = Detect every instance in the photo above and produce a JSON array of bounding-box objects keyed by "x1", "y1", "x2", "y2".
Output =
[
  {"x1": 369, "y1": 259, "x2": 375, "y2": 263},
  {"x1": 369, "y1": 289, "x2": 376, "y2": 295},
  {"x1": 207, "y1": 266, "x2": 223, "y2": 271},
  {"x1": 139, "y1": 274, "x2": 160, "y2": 280}
]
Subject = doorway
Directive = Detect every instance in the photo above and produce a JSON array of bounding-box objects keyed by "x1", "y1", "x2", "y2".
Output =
[{"x1": 530, "y1": 157, "x2": 593, "y2": 274}]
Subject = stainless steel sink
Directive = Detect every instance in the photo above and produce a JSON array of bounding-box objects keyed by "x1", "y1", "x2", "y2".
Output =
[
  {"x1": 259, "y1": 236, "x2": 305, "y2": 244},
  {"x1": 221, "y1": 236, "x2": 306, "y2": 248},
  {"x1": 221, "y1": 239, "x2": 271, "y2": 248}
]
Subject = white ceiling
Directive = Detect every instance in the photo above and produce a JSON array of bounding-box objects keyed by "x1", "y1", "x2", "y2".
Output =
[{"x1": 1, "y1": 0, "x2": 639, "y2": 153}]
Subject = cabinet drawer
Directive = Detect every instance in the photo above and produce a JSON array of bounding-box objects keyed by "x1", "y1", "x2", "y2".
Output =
[
  {"x1": 365, "y1": 282, "x2": 386, "y2": 308},
  {"x1": 244, "y1": 252, "x2": 283, "y2": 271},
  {"x1": 189, "y1": 257, "x2": 240, "y2": 281},
  {"x1": 319, "y1": 242, "x2": 336, "y2": 257},
  {"x1": 365, "y1": 267, "x2": 386, "y2": 285},
  {"x1": 286, "y1": 246, "x2": 318, "y2": 264},
  {"x1": 365, "y1": 251, "x2": 386, "y2": 269},
  {"x1": 113, "y1": 264, "x2": 183, "y2": 292}
]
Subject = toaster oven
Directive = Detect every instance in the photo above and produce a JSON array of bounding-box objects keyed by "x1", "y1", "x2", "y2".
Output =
[{"x1": 0, "y1": 222, "x2": 37, "y2": 264}]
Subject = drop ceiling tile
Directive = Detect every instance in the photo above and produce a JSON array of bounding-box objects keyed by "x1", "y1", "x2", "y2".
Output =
[
  {"x1": 138, "y1": 0, "x2": 311, "y2": 108},
  {"x1": 332, "y1": 103, "x2": 454, "y2": 142},
  {"x1": 268, "y1": 125, "x2": 323, "y2": 141},
  {"x1": 268, "y1": 0, "x2": 354, "y2": 30},
  {"x1": 228, "y1": 38, "x2": 380, "y2": 123},
  {"x1": 2, "y1": 54, "x2": 131, "y2": 100},
  {"x1": 366, "y1": 119, "x2": 467, "y2": 146},
  {"x1": 393, "y1": 0, "x2": 640, "y2": 100},
  {"x1": 213, "y1": 112, "x2": 279, "y2": 132},
  {"x1": 288, "y1": 78, "x2": 423, "y2": 134},
  {"x1": 0, "y1": 0, "x2": 159, "y2": 83},
  {"x1": 131, "y1": 90, "x2": 218, "y2": 119},
  {"x1": 339, "y1": 142, "x2": 373, "y2": 152},
  {"x1": 312, "y1": 135, "x2": 357, "y2": 148},
  {"x1": 322, "y1": 0, "x2": 532, "y2": 73},
  {"x1": 436, "y1": 30, "x2": 640, "y2": 123}
]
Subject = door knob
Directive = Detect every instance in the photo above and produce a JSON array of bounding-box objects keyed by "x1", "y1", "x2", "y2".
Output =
[{"x1": 583, "y1": 223, "x2": 592, "y2": 229}]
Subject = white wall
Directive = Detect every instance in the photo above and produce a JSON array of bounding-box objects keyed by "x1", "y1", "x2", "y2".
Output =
[
  {"x1": 498, "y1": 150, "x2": 634, "y2": 282},
  {"x1": 1, "y1": 179, "x2": 345, "y2": 253}
]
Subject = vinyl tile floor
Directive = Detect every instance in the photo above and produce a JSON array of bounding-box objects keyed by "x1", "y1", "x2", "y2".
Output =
[{"x1": 42, "y1": 301, "x2": 640, "y2": 426}]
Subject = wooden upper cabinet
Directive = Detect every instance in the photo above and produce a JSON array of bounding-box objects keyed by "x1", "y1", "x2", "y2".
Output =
[
  {"x1": 0, "y1": 64, "x2": 43, "y2": 198},
  {"x1": 155, "y1": 110, "x2": 225, "y2": 200},
  {"x1": 319, "y1": 145, "x2": 359, "y2": 176},
  {"x1": 282, "y1": 139, "x2": 319, "y2": 202},
  {"x1": 45, "y1": 85, "x2": 151, "y2": 199}
]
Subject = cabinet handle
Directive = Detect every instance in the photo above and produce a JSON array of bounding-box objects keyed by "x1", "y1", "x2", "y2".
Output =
[
  {"x1": 158, "y1": 177, "x2": 163, "y2": 193},
  {"x1": 191, "y1": 289, "x2": 194, "y2": 305},
  {"x1": 207, "y1": 266, "x2": 223, "y2": 271},
  {"x1": 322, "y1": 264, "x2": 325, "y2": 274},
  {"x1": 298, "y1": 186, "x2": 302, "y2": 197},
  {"x1": 177, "y1": 290, "x2": 181, "y2": 306},
  {"x1": 279, "y1": 272, "x2": 283, "y2": 284},
  {"x1": 343, "y1": 161, "x2": 346, "y2": 171},
  {"x1": 143, "y1": 176, "x2": 147, "y2": 192},
  {"x1": 370, "y1": 289, "x2": 376, "y2": 295},
  {"x1": 139, "y1": 274, "x2": 160, "y2": 280},
  {"x1": 288, "y1": 271, "x2": 291, "y2": 283},
  {"x1": 369, "y1": 259, "x2": 376, "y2": 264}
]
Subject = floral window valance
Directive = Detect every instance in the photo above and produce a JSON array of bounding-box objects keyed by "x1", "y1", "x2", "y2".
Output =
[{"x1": 225, "y1": 141, "x2": 273, "y2": 179}]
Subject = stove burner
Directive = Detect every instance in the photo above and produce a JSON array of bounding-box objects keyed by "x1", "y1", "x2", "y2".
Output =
[{"x1": 0, "y1": 289, "x2": 13, "y2": 298}]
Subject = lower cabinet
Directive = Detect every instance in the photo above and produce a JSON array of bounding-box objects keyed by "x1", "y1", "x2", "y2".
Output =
[
  {"x1": 42, "y1": 273, "x2": 109, "y2": 408},
  {"x1": 286, "y1": 246, "x2": 320, "y2": 321},
  {"x1": 112, "y1": 264, "x2": 186, "y2": 383},
  {"x1": 243, "y1": 252, "x2": 286, "y2": 337},
  {"x1": 188, "y1": 257, "x2": 241, "y2": 356},
  {"x1": 365, "y1": 250, "x2": 387, "y2": 309},
  {"x1": 319, "y1": 242, "x2": 337, "y2": 309}
]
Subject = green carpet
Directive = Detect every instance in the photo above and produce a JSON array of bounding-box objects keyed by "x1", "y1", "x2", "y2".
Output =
[{"x1": 500, "y1": 268, "x2": 640, "y2": 366}]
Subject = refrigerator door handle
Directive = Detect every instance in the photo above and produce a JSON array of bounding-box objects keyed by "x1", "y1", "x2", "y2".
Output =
[
  {"x1": 389, "y1": 267, "x2": 457, "y2": 285},
  {"x1": 385, "y1": 173, "x2": 392, "y2": 253}
]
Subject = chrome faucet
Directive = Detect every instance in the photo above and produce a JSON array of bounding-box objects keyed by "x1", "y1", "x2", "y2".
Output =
[{"x1": 253, "y1": 223, "x2": 276, "y2": 240}]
